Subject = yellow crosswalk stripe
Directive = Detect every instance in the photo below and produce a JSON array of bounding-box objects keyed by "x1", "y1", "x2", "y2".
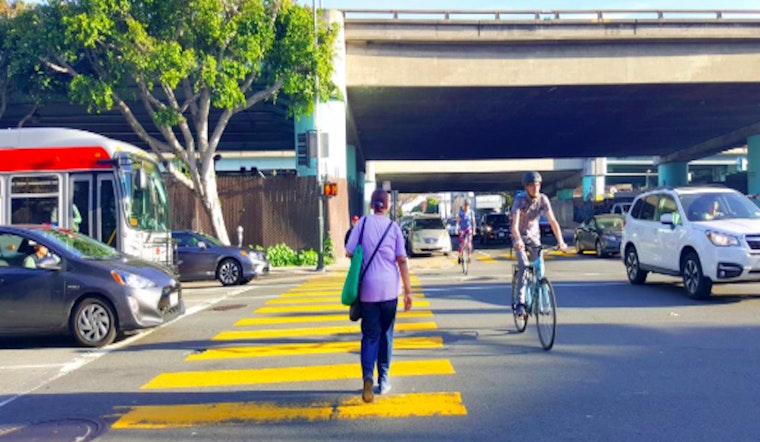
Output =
[
  {"x1": 111, "y1": 392, "x2": 467, "y2": 428},
  {"x1": 213, "y1": 321, "x2": 437, "y2": 341},
  {"x1": 141, "y1": 359, "x2": 455, "y2": 390},
  {"x1": 255, "y1": 300, "x2": 430, "y2": 314},
  {"x1": 186, "y1": 336, "x2": 444, "y2": 361},
  {"x1": 234, "y1": 310, "x2": 434, "y2": 326},
  {"x1": 278, "y1": 290, "x2": 426, "y2": 298}
]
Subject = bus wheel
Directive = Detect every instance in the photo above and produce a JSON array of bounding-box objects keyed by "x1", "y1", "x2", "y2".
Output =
[{"x1": 217, "y1": 258, "x2": 242, "y2": 286}]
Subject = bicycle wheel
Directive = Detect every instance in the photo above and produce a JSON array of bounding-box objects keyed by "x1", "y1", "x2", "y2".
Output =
[
  {"x1": 511, "y1": 268, "x2": 528, "y2": 333},
  {"x1": 535, "y1": 277, "x2": 557, "y2": 350}
]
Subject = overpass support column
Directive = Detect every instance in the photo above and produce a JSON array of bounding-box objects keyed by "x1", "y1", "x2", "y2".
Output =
[
  {"x1": 364, "y1": 161, "x2": 376, "y2": 213},
  {"x1": 582, "y1": 158, "x2": 606, "y2": 201},
  {"x1": 747, "y1": 135, "x2": 760, "y2": 194},
  {"x1": 657, "y1": 162, "x2": 688, "y2": 187}
]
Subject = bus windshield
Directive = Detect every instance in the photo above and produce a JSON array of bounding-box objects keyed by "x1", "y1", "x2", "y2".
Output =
[{"x1": 122, "y1": 155, "x2": 170, "y2": 233}]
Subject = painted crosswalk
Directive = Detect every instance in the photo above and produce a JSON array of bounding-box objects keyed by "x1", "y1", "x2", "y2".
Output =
[{"x1": 109, "y1": 272, "x2": 467, "y2": 429}]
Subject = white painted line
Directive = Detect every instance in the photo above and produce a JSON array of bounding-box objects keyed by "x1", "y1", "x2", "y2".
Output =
[
  {"x1": 0, "y1": 364, "x2": 67, "y2": 370},
  {"x1": 0, "y1": 285, "x2": 252, "y2": 410}
]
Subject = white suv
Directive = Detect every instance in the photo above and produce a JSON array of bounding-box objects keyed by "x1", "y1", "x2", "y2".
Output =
[{"x1": 621, "y1": 186, "x2": 760, "y2": 299}]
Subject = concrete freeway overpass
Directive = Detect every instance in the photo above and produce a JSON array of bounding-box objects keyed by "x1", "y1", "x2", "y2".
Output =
[{"x1": 2, "y1": 9, "x2": 760, "y2": 194}]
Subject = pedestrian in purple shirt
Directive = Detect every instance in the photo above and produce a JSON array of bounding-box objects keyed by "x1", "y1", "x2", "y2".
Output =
[{"x1": 345, "y1": 189, "x2": 413, "y2": 403}]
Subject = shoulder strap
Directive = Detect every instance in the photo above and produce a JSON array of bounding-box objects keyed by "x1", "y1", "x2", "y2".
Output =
[{"x1": 359, "y1": 219, "x2": 394, "y2": 282}]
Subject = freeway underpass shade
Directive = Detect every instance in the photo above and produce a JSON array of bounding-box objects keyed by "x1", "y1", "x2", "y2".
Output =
[
  {"x1": 111, "y1": 392, "x2": 467, "y2": 428},
  {"x1": 186, "y1": 336, "x2": 444, "y2": 361},
  {"x1": 212, "y1": 321, "x2": 437, "y2": 340},
  {"x1": 140, "y1": 359, "x2": 455, "y2": 389}
]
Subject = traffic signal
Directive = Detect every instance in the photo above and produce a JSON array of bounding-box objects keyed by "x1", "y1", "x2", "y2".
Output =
[{"x1": 323, "y1": 181, "x2": 338, "y2": 198}]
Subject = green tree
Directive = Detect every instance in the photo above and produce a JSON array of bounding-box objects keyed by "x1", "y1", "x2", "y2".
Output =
[
  {"x1": 425, "y1": 195, "x2": 439, "y2": 214},
  {"x1": 0, "y1": 0, "x2": 28, "y2": 120},
  {"x1": 16, "y1": 0, "x2": 337, "y2": 244}
]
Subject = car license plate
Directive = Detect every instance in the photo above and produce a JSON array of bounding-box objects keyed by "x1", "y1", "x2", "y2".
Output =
[{"x1": 169, "y1": 292, "x2": 179, "y2": 307}]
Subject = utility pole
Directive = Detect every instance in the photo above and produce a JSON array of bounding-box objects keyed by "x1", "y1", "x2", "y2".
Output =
[{"x1": 313, "y1": 0, "x2": 325, "y2": 271}]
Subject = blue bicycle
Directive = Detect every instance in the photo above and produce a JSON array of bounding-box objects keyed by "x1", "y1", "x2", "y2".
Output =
[{"x1": 510, "y1": 246, "x2": 557, "y2": 350}]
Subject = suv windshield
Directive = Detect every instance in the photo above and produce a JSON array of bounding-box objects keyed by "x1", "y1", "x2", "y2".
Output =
[
  {"x1": 486, "y1": 214, "x2": 509, "y2": 226},
  {"x1": 681, "y1": 192, "x2": 760, "y2": 222},
  {"x1": 414, "y1": 218, "x2": 444, "y2": 230}
]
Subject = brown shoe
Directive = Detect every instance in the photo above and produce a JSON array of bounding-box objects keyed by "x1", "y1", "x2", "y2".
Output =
[{"x1": 362, "y1": 378, "x2": 374, "y2": 403}]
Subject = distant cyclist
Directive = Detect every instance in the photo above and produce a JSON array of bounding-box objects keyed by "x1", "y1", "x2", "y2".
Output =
[
  {"x1": 456, "y1": 200, "x2": 476, "y2": 264},
  {"x1": 510, "y1": 171, "x2": 567, "y2": 316}
]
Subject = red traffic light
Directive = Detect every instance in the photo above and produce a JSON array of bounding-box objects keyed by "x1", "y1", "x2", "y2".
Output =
[{"x1": 323, "y1": 182, "x2": 338, "y2": 198}]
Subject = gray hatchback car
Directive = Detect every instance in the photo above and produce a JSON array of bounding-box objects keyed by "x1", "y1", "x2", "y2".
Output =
[{"x1": 0, "y1": 225, "x2": 183, "y2": 347}]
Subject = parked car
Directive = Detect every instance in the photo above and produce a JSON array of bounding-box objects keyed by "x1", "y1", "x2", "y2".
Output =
[
  {"x1": 621, "y1": 186, "x2": 760, "y2": 299},
  {"x1": 479, "y1": 212, "x2": 511, "y2": 244},
  {"x1": 610, "y1": 202, "x2": 632, "y2": 215},
  {"x1": 172, "y1": 230, "x2": 270, "y2": 286},
  {"x1": 445, "y1": 217, "x2": 458, "y2": 236},
  {"x1": 0, "y1": 225, "x2": 183, "y2": 347},
  {"x1": 402, "y1": 214, "x2": 452, "y2": 257},
  {"x1": 574, "y1": 214, "x2": 625, "y2": 257}
]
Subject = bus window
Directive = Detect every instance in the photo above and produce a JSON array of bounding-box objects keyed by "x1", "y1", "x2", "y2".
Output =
[
  {"x1": 99, "y1": 178, "x2": 118, "y2": 248},
  {"x1": 10, "y1": 175, "x2": 59, "y2": 225},
  {"x1": 72, "y1": 178, "x2": 91, "y2": 235}
]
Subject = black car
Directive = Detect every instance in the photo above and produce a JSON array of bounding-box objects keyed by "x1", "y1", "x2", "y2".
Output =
[
  {"x1": 574, "y1": 214, "x2": 625, "y2": 257},
  {"x1": 173, "y1": 230, "x2": 270, "y2": 286},
  {"x1": 0, "y1": 225, "x2": 183, "y2": 347},
  {"x1": 479, "y1": 212, "x2": 511, "y2": 244}
]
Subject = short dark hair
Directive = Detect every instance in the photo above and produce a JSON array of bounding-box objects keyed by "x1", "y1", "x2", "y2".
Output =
[{"x1": 370, "y1": 189, "x2": 389, "y2": 211}]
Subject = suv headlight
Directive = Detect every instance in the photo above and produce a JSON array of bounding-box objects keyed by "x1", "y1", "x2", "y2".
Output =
[{"x1": 705, "y1": 231, "x2": 740, "y2": 247}]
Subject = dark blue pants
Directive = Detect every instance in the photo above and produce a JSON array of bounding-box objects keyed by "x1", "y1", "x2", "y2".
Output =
[{"x1": 360, "y1": 299, "x2": 398, "y2": 386}]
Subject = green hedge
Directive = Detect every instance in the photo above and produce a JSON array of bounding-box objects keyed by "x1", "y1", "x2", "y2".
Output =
[{"x1": 253, "y1": 235, "x2": 335, "y2": 267}]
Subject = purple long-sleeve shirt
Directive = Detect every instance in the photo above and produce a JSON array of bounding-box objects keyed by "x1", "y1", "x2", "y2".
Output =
[{"x1": 345, "y1": 214, "x2": 406, "y2": 303}]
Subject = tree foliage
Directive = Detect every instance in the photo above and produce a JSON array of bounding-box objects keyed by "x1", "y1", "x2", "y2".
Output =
[{"x1": 11, "y1": 0, "x2": 338, "y2": 243}]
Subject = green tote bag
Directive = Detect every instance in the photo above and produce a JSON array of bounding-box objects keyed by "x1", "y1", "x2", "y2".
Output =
[{"x1": 341, "y1": 219, "x2": 366, "y2": 306}]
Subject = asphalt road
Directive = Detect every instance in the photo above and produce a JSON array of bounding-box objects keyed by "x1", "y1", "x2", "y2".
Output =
[{"x1": 2, "y1": 242, "x2": 760, "y2": 441}]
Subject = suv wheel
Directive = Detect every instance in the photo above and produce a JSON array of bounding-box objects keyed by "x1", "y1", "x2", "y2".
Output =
[
  {"x1": 624, "y1": 246, "x2": 648, "y2": 284},
  {"x1": 682, "y1": 252, "x2": 712, "y2": 299},
  {"x1": 575, "y1": 238, "x2": 583, "y2": 254}
]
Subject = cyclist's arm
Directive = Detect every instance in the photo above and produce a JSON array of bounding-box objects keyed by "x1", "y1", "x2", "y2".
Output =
[
  {"x1": 546, "y1": 210, "x2": 567, "y2": 249},
  {"x1": 510, "y1": 210, "x2": 524, "y2": 249}
]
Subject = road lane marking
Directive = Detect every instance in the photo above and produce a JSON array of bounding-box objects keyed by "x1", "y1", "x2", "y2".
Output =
[
  {"x1": 213, "y1": 321, "x2": 437, "y2": 341},
  {"x1": 186, "y1": 336, "x2": 444, "y2": 361},
  {"x1": 111, "y1": 391, "x2": 467, "y2": 428},
  {"x1": 255, "y1": 300, "x2": 431, "y2": 314},
  {"x1": 234, "y1": 310, "x2": 434, "y2": 326},
  {"x1": 141, "y1": 359, "x2": 455, "y2": 389},
  {"x1": 278, "y1": 290, "x2": 426, "y2": 298}
]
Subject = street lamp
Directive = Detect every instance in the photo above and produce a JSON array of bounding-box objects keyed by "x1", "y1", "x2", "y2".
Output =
[{"x1": 313, "y1": 0, "x2": 325, "y2": 271}]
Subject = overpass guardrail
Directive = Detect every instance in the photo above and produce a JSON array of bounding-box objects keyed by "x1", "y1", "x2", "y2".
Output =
[{"x1": 341, "y1": 9, "x2": 760, "y2": 22}]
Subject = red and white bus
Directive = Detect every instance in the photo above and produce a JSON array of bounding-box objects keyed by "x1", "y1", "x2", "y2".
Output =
[{"x1": 0, "y1": 128, "x2": 172, "y2": 265}]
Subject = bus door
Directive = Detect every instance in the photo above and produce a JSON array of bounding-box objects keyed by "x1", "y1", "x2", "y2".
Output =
[
  {"x1": 0, "y1": 176, "x2": 4, "y2": 224},
  {"x1": 97, "y1": 176, "x2": 119, "y2": 250},
  {"x1": 70, "y1": 175, "x2": 93, "y2": 236}
]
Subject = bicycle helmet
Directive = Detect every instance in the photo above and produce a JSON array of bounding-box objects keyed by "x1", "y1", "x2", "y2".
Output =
[{"x1": 522, "y1": 171, "x2": 543, "y2": 186}]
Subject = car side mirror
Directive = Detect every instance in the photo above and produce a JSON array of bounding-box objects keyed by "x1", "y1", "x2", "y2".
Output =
[
  {"x1": 660, "y1": 213, "x2": 674, "y2": 225},
  {"x1": 197, "y1": 241, "x2": 207, "y2": 249},
  {"x1": 37, "y1": 256, "x2": 61, "y2": 271}
]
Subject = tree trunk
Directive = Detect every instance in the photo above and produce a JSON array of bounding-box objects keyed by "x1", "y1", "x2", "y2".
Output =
[{"x1": 200, "y1": 172, "x2": 231, "y2": 245}]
